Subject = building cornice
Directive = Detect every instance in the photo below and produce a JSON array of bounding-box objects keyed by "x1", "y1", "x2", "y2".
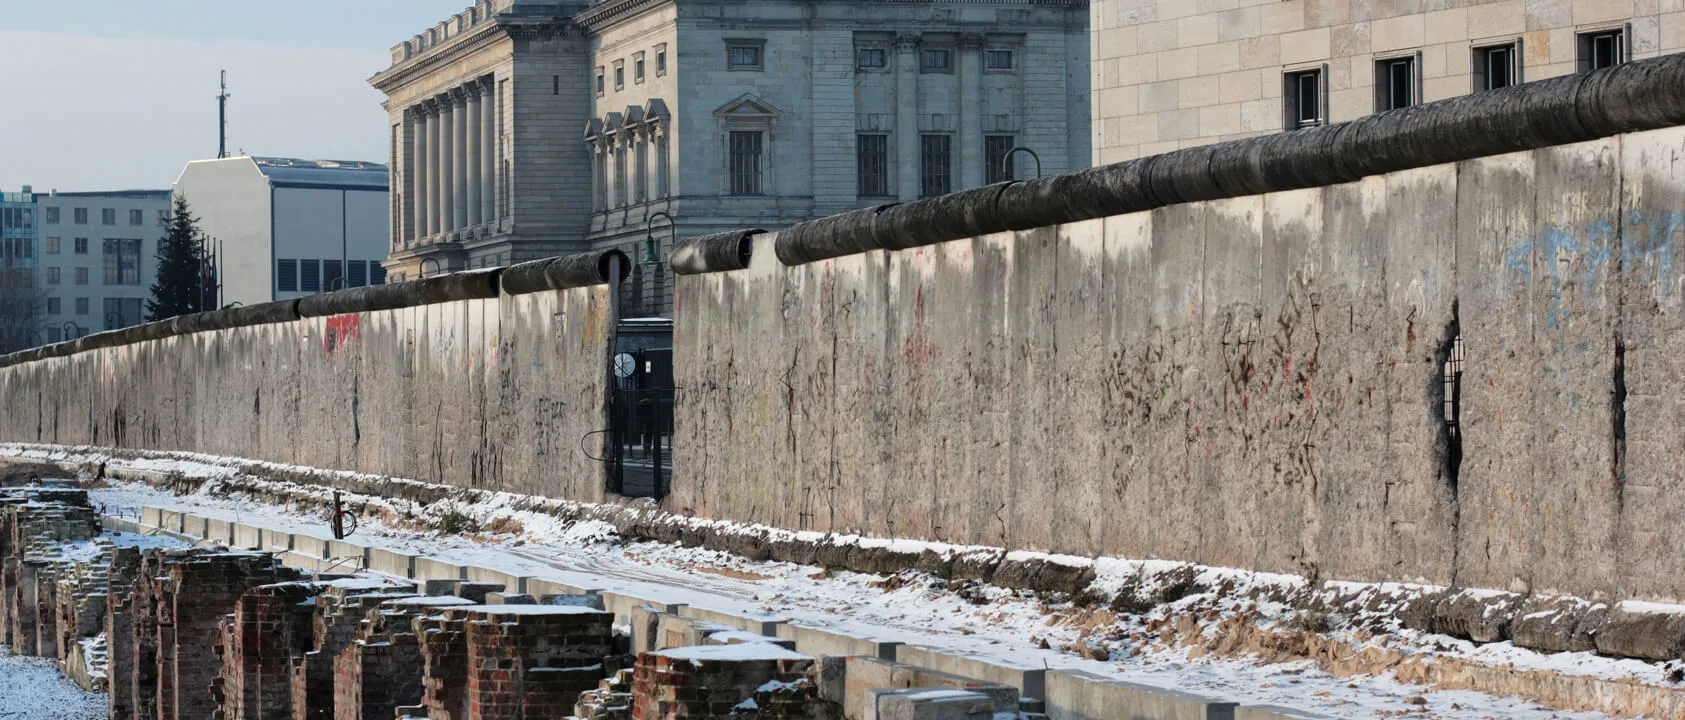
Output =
[
  {"x1": 574, "y1": 0, "x2": 675, "y2": 34},
  {"x1": 371, "y1": 15, "x2": 582, "y2": 93}
]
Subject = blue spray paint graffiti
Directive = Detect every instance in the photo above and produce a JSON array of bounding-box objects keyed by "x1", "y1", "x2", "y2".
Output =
[
  {"x1": 1624, "y1": 209, "x2": 1683, "y2": 293},
  {"x1": 1504, "y1": 220, "x2": 1614, "y2": 330}
]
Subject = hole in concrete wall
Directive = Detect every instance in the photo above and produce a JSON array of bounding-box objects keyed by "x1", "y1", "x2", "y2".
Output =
[
  {"x1": 1612, "y1": 337, "x2": 1627, "y2": 504},
  {"x1": 1438, "y1": 307, "x2": 1464, "y2": 496}
]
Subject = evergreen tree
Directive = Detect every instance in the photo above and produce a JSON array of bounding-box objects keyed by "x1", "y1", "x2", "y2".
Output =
[{"x1": 146, "y1": 195, "x2": 208, "y2": 322}]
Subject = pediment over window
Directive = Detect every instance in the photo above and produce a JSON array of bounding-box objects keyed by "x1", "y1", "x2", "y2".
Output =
[
  {"x1": 624, "y1": 105, "x2": 646, "y2": 125},
  {"x1": 714, "y1": 93, "x2": 783, "y2": 119},
  {"x1": 603, "y1": 111, "x2": 625, "y2": 134},
  {"x1": 645, "y1": 98, "x2": 671, "y2": 122},
  {"x1": 583, "y1": 118, "x2": 604, "y2": 140}
]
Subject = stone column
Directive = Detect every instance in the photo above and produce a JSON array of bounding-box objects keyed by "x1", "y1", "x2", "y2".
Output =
[
  {"x1": 413, "y1": 105, "x2": 430, "y2": 240},
  {"x1": 452, "y1": 88, "x2": 470, "y2": 230},
  {"x1": 427, "y1": 101, "x2": 443, "y2": 238},
  {"x1": 959, "y1": 34, "x2": 986, "y2": 190},
  {"x1": 439, "y1": 93, "x2": 456, "y2": 233},
  {"x1": 465, "y1": 86, "x2": 483, "y2": 229},
  {"x1": 480, "y1": 77, "x2": 497, "y2": 226},
  {"x1": 895, "y1": 34, "x2": 921, "y2": 202}
]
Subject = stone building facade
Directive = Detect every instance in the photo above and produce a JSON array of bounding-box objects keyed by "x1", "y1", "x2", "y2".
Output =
[
  {"x1": 373, "y1": 0, "x2": 1090, "y2": 313},
  {"x1": 1092, "y1": 0, "x2": 1685, "y2": 164}
]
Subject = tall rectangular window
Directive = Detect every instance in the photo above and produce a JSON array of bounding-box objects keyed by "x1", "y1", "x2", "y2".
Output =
[
  {"x1": 44, "y1": 207, "x2": 58, "y2": 224},
  {"x1": 634, "y1": 52, "x2": 646, "y2": 84},
  {"x1": 634, "y1": 139, "x2": 648, "y2": 204},
  {"x1": 614, "y1": 146, "x2": 627, "y2": 207},
  {"x1": 74, "y1": 267, "x2": 88, "y2": 285},
  {"x1": 75, "y1": 297, "x2": 88, "y2": 316},
  {"x1": 349, "y1": 260, "x2": 368, "y2": 288},
  {"x1": 1474, "y1": 43, "x2": 1518, "y2": 91},
  {"x1": 1579, "y1": 29, "x2": 1625, "y2": 72},
  {"x1": 46, "y1": 267, "x2": 60, "y2": 285},
  {"x1": 985, "y1": 50, "x2": 1014, "y2": 70},
  {"x1": 47, "y1": 297, "x2": 60, "y2": 314},
  {"x1": 656, "y1": 45, "x2": 668, "y2": 76},
  {"x1": 44, "y1": 237, "x2": 59, "y2": 254},
  {"x1": 73, "y1": 208, "x2": 87, "y2": 225},
  {"x1": 656, "y1": 135, "x2": 670, "y2": 198},
  {"x1": 129, "y1": 209, "x2": 143, "y2": 225},
  {"x1": 614, "y1": 61, "x2": 625, "y2": 91},
  {"x1": 1375, "y1": 56, "x2": 1416, "y2": 111},
  {"x1": 74, "y1": 238, "x2": 87, "y2": 254},
  {"x1": 593, "y1": 152, "x2": 607, "y2": 212},
  {"x1": 102, "y1": 239, "x2": 140, "y2": 285},
  {"x1": 1285, "y1": 68, "x2": 1324, "y2": 129},
  {"x1": 920, "y1": 134, "x2": 953, "y2": 198},
  {"x1": 323, "y1": 260, "x2": 344, "y2": 291},
  {"x1": 857, "y1": 134, "x2": 890, "y2": 197},
  {"x1": 101, "y1": 208, "x2": 115, "y2": 225},
  {"x1": 104, "y1": 298, "x2": 141, "y2": 329},
  {"x1": 857, "y1": 48, "x2": 887, "y2": 70},
  {"x1": 729, "y1": 131, "x2": 764, "y2": 195},
  {"x1": 985, "y1": 135, "x2": 1017, "y2": 184},
  {"x1": 299, "y1": 260, "x2": 321, "y2": 293},
  {"x1": 276, "y1": 259, "x2": 298, "y2": 292},
  {"x1": 921, "y1": 49, "x2": 953, "y2": 73}
]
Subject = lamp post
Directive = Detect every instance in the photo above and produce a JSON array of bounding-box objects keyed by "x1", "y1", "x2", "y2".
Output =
[
  {"x1": 419, "y1": 258, "x2": 441, "y2": 280},
  {"x1": 61, "y1": 321, "x2": 84, "y2": 342},
  {"x1": 1003, "y1": 146, "x2": 1043, "y2": 181},
  {"x1": 643, "y1": 212, "x2": 675, "y2": 317},
  {"x1": 105, "y1": 312, "x2": 123, "y2": 332}
]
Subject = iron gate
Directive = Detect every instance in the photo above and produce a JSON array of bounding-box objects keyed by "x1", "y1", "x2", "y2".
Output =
[{"x1": 607, "y1": 347, "x2": 673, "y2": 499}]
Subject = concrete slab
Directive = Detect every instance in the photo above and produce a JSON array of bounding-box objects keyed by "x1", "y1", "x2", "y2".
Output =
[
  {"x1": 280, "y1": 552, "x2": 323, "y2": 572},
  {"x1": 1045, "y1": 669, "x2": 1237, "y2": 720},
  {"x1": 102, "y1": 517, "x2": 141, "y2": 534},
  {"x1": 261, "y1": 529, "x2": 293, "y2": 553},
  {"x1": 230, "y1": 524, "x2": 264, "y2": 550},
  {"x1": 463, "y1": 566, "x2": 526, "y2": 593},
  {"x1": 894, "y1": 645, "x2": 1045, "y2": 700},
  {"x1": 367, "y1": 548, "x2": 415, "y2": 578},
  {"x1": 205, "y1": 518, "x2": 235, "y2": 545},
  {"x1": 776, "y1": 623, "x2": 901, "y2": 660},
  {"x1": 871, "y1": 687, "x2": 994, "y2": 720},
  {"x1": 676, "y1": 605, "x2": 786, "y2": 637},
  {"x1": 179, "y1": 514, "x2": 208, "y2": 538},
  {"x1": 526, "y1": 578, "x2": 604, "y2": 598},
  {"x1": 599, "y1": 590, "x2": 681, "y2": 624},
  {"x1": 1236, "y1": 706, "x2": 1333, "y2": 720},
  {"x1": 412, "y1": 557, "x2": 465, "y2": 583},
  {"x1": 291, "y1": 534, "x2": 331, "y2": 559}
]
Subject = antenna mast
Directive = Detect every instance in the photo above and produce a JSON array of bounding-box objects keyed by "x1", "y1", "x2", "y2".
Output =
[{"x1": 217, "y1": 70, "x2": 231, "y2": 159}]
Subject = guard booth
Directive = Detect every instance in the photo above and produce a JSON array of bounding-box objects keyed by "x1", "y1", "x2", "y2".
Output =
[{"x1": 608, "y1": 318, "x2": 673, "y2": 498}]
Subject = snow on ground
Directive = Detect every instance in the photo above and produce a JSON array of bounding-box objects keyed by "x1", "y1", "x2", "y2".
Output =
[
  {"x1": 81, "y1": 476, "x2": 1635, "y2": 720},
  {"x1": 0, "y1": 645, "x2": 106, "y2": 719}
]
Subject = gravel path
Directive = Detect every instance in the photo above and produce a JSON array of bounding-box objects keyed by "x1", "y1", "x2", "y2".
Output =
[{"x1": 0, "y1": 644, "x2": 105, "y2": 720}]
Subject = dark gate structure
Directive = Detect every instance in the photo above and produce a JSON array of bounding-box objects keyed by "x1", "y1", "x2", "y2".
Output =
[{"x1": 606, "y1": 328, "x2": 674, "y2": 499}]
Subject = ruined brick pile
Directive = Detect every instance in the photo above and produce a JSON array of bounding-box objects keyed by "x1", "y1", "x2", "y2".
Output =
[{"x1": 1, "y1": 486, "x2": 858, "y2": 720}]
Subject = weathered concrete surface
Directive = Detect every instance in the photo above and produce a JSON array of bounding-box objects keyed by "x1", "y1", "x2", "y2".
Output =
[
  {"x1": 0, "y1": 286, "x2": 613, "y2": 500},
  {"x1": 673, "y1": 126, "x2": 1685, "y2": 602}
]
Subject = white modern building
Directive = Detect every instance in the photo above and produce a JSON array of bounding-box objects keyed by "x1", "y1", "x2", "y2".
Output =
[
  {"x1": 174, "y1": 157, "x2": 390, "y2": 309},
  {"x1": 35, "y1": 189, "x2": 173, "y2": 342}
]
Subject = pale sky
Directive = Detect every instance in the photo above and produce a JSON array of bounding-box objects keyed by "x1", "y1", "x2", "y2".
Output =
[{"x1": 0, "y1": 0, "x2": 470, "y2": 192}]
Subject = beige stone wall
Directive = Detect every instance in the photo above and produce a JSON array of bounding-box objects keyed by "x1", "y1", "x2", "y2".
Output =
[{"x1": 1093, "y1": 0, "x2": 1685, "y2": 164}]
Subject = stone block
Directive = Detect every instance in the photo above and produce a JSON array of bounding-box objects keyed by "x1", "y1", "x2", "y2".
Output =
[
  {"x1": 894, "y1": 645, "x2": 1044, "y2": 701},
  {"x1": 368, "y1": 547, "x2": 416, "y2": 578},
  {"x1": 412, "y1": 557, "x2": 464, "y2": 584},
  {"x1": 462, "y1": 564, "x2": 525, "y2": 592},
  {"x1": 1595, "y1": 602, "x2": 1685, "y2": 661},
  {"x1": 291, "y1": 533, "x2": 330, "y2": 559},
  {"x1": 777, "y1": 623, "x2": 901, "y2": 660},
  {"x1": 205, "y1": 518, "x2": 235, "y2": 545},
  {"x1": 676, "y1": 605, "x2": 787, "y2": 637},
  {"x1": 260, "y1": 528, "x2": 293, "y2": 553},
  {"x1": 1510, "y1": 595, "x2": 1607, "y2": 653},
  {"x1": 486, "y1": 592, "x2": 535, "y2": 605},
  {"x1": 1044, "y1": 669, "x2": 1237, "y2": 720},
  {"x1": 231, "y1": 523, "x2": 263, "y2": 550},
  {"x1": 526, "y1": 578, "x2": 604, "y2": 599},
  {"x1": 871, "y1": 688, "x2": 994, "y2": 720}
]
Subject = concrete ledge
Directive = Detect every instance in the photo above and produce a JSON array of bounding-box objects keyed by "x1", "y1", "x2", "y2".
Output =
[
  {"x1": 894, "y1": 645, "x2": 1046, "y2": 700},
  {"x1": 102, "y1": 517, "x2": 142, "y2": 534},
  {"x1": 463, "y1": 565, "x2": 526, "y2": 593},
  {"x1": 291, "y1": 534, "x2": 331, "y2": 559},
  {"x1": 600, "y1": 591, "x2": 680, "y2": 624},
  {"x1": 1237, "y1": 706, "x2": 1334, "y2": 720},
  {"x1": 179, "y1": 514, "x2": 207, "y2": 538},
  {"x1": 1045, "y1": 669, "x2": 1237, "y2": 720},
  {"x1": 676, "y1": 605, "x2": 786, "y2": 637},
  {"x1": 231, "y1": 523, "x2": 264, "y2": 550},
  {"x1": 205, "y1": 518, "x2": 235, "y2": 545},
  {"x1": 413, "y1": 557, "x2": 465, "y2": 583},
  {"x1": 368, "y1": 548, "x2": 415, "y2": 578},
  {"x1": 261, "y1": 528, "x2": 293, "y2": 553},
  {"x1": 526, "y1": 578, "x2": 604, "y2": 599},
  {"x1": 280, "y1": 551, "x2": 324, "y2": 572},
  {"x1": 776, "y1": 623, "x2": 902, "y2": 660}
]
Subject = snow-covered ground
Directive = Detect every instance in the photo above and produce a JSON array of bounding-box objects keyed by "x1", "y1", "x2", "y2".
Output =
[
  {"x1": 0, "y1": 645, "x2": 106, "y2": 719},
  {"x1": 80, "y1": 473, "x2": 1640, "y2": 720}
]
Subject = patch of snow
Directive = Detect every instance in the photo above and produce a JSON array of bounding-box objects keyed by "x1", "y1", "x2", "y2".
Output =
[{"x1": 653, "y1": 644, "x2": 811, "y2": 662}]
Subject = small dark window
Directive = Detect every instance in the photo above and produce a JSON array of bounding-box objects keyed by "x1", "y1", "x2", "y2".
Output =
[
  {"x1": 614, "y1": 61, "x2": 625, "y2": 91},
  {"x1": 74, "y1": 238, "x2": 87, "y2": 254},
  {"x1": 74, "y1": 267, "x2": 88, "y2": 285},
  {"x1": 73, "y1": 208, "x2": 87, "y2": 225},
  {"x1": 1375, "y1": 56, "x2": 1416, "y2": 111},
  {"x1": 47, "y1": 297, "x2": 60, "y2": 314},
  {"x1": 1474, "y1": 44, "x2": 1518, "y2": 91},
  {"x1": 75, "y1": 297, "x2": 88, "y2": 316},
  {"x1": 44, "y1": 207, "x2": 58, "y2": 224},
  {"x1": 1579, "y1": 29, "x2": 1625, "y2": 72},
  {"x1": 728, "y1": 44, "x2": 763, "y2": 70},
  {"x1": 656, "y1": 47, "x2": 667, "y2": 76},
  {"x1": 985, "y1": 135, "x2": 1016, "y2": 184},
  {"x1": 920, "y1": 134, "x2": 952, "y2": 198},
  {"x1": 857, "y1": 48, "x2": 887, "y2": 69},
  {"x1": 634, "y1": 55, "x2": 646, "y2": 83},
  {"x1": 277, "y1": 259, "x2": 298, "y2": 292},
  {"x1": 729, "y1": 131, "x2": 764, "y2": 195},
  {"x1": 349, "y1": 260, "x2": 368, "y2": 288},
  {"x1": 1285, "y1": 69, "x2": 1323, "y2": 129},
  {"x1": 857, "y1": 134, "x2": 889, "y2": 197},
  {"x1": 299, "y1": 260, "x2": 321, "y2": 293},
  {"x1": 595, "y1": 69, "x2": 604, "y2": 96},
  {"x1": 985, "y1": 50, "x2": 1014, "y2": 70},
  {"x1": 101, "y1": 208, "x2": 116, "y2": 225},
  {"x1": 921, "y1": 49, "x2": 952, "y2": 73},
  {"x1": 128, "y1": 209, "x2": 143, "y2": 225}
]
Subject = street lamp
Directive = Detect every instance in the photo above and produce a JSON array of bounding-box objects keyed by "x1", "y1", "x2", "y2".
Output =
[
  {"x1": 644, "y1": 212, "x2": 675, "y2": 264},
  {"x1": 61, "y1": 321, "x2": 84, "y2": 342},
  {"x1": 419, "y1": 258, "x2": 441, "y2": 279},
  {"x1": 105, "y1": 312, "x2": 123, "y2": 332},
  {"x1": 1003, "y1": 146, "x2": 1043, "y2": 180}
]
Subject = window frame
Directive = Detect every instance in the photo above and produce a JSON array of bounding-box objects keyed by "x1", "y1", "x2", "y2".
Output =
[
  {"x1": 46, "y1": 267, "x2": 60, "y2": 285},
  {"x1": 129, "y1": 208, "x2": 143, "y2": 226},
  {"x1": 595, "y1": 67, "x2": 605, "y2": 97},
  {"x1": 101, "y1": 208, "x2": 116, "y2": 226},
  {"x1": 277, "y1": 259, "x2": 299, "y2": 293},
  {"x1": 984, "y1": 49, "x2": 1015, "y2": 71},
  {"x1": 1283, "y1": 66, "x2": 1328, "y2": 130},
  {"x1": 73, "y1": 237, "x2": 88, "y2": 255},
  {"x1": 74, "y1": 266, "x2": 88, "y2": 286},
  {"x1": 985, "y1": 135, "x2": 1017, "y2": 185},
  {"x1": 728, "y1": 130, "x2": 765, "y2": 195},
  {"x1": 633, "y1": 51, "x2": 646, "y2": 84},
  {"x1": 44, "y1": 207, "x2": 59, "y2": 224},
  {"x1": 920, "y1": 134, "x2": 953, "y2": 198},
  {"x1": 73, "y1": 208, "x2": 88, "y2": 225},
  {"x1": 920, "y1": 47, "x2": 954, "y2": 74},
  {"x1": 44, "y1": 237, "x2": 59, "y2": 254},
  {"x1": 726, "y1": 39, "x2": 766, "y2": 72},
  {"x1": 1373, "y1": 52, "x2": 1420, "y2": 112},
  {"x1": 655, "y1": 44, "x2": 668, "y2": 77},
  {"x1": 1577, "y1": 26, "x2": 1628, "y2": 73},
  {"x1": 857, "y1": 134, "x2": 890, "y2": 198},
  {"x1": 613, "y1": 59, "x2": 625, "y2": 91},
  {"x1": 856, "y1": 47, "x2": 889, "y2": 71},
  {"x1": 1472, "y1": 40, "x2": 1522, "y2": 92}
]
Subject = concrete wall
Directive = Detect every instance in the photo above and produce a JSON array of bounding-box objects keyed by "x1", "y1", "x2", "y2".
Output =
[
  {"x1": 0, "y1": 284, "x2": 614, "y2": 500},
  {"x1": 673, "y1": 124, "x2": 1685, "y2": 603}
]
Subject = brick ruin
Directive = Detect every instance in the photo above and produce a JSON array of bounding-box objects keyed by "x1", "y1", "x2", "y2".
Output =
[{"x1": 8, "y1": 487, "x2": 1037, "y2": 719}]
